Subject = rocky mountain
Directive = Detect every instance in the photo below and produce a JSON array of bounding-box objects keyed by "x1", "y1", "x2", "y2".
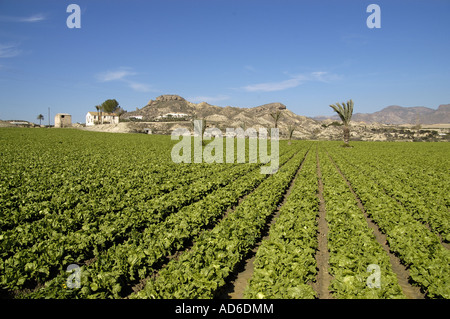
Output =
[
  {"x1": 315, "y1": 104, "x2": 450, "y2": 125},
  {"x1": 120, "y1": 95, "x2": 324, "y2": 138},
  {"x1": 86, "y1": 94, "x2": 449, "y2": 142}
]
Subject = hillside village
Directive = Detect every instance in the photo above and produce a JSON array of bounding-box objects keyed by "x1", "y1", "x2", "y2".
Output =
[{"x1": 2, "y1": 94, "x2": 449, "y2": 142}]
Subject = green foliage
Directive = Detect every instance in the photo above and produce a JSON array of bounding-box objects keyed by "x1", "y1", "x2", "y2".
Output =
[
  {"x1": 101, "y1": 99, "x2": 119, "y2": 113},
  {"x1": 287, "y1": 124, "x2": 295, "y2": 140},
  {"x1": 0, "y1": 128, "x2": 448, "y2": 299},
  {"x1": 319, "y1": 148, "x2": 405, "y2": 298},
  {"x1": 244, "y1": 150, "x2": 318, "y2": 299},
  {"x1": 131, "y1": 147, "x2": 309, "y2": 299},
  {"x1": 36, "y1": 114, "x2": 44, "y2": 125},
  {"x1": 270, "y1": 111, "x2": 282, "y2": 129},
  {"x1": 327, "y1": 141, "x2": 450, "y2": 298},
  {"x1": 329, "y1": 100, "x2": 354, "y2": 145},
  {"x1": 329, "y1": 100, "x2": 354, "y2": 126}
]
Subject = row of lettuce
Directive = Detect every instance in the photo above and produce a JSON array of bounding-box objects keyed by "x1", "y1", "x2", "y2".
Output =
[
  {"x1": 244, "y1": 147, "x2": 405, "y2": 299},
  {"x1": 328, "y1": 142, "x2": 449, "y2": 299},
  {"x1": 318, "y1": 148, "x2": 405, "y2": 298},
  {"x1": 216, "y1": 143, "x2": 448, "y2": 299},
  {"x1": 135, "y1": 143, "x2": 437, "y2": 299},
  {"x1": 130, "y1": 146, "x2": 309, "y2": 298},
  {"x1": 1, "y1": 129, "x2": 448, "y2": 299},
  {"x1": 0, "y1": 128, "x2": 294, "y2": 297},
  {"x1": 24, "y1": 147, "x2": 300, "y2": 298},
  {"x1": 332, "y1": 142, "x2": 449, "y2": 242},
  {"x1": 243, "y1": 148, "x2": 318, "y2": 298}
]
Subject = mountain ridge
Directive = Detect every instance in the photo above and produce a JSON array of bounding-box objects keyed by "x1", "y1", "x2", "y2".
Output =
[
  {"x1": 81, "y1": 94, "x2": 450, "y2": 141},
  {"x1": 121, "y1": 95, "x2": 299, "y2": 128},
  {"x1": 123, "y1": 95, "x2": 449, "y2": 125},
  {"x1": 315, "y1": 104, "x2": 450, "y2": 124}
]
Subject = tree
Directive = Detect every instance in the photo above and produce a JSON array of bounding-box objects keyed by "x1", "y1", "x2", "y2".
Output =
[
  {"x1": 270, "y1": 110, "x2": 282, "y2": 129},
  {"x1": 312, "y1": 128, "x2": 321, "y2": 140},
  {"x1": 192, "y1": 117, "x2": 207, "y2": 146},
  {"x1": 101, "y1": 99, "x2": 119, "y2": 113},
  {"x1": 115, "y1": 107, "x2": 126, "y2": 117},
  {"x1": 329, "y1": 99, "x2": 354, "y2": 146},
  {"x1": 95, "y1": 105, "x2": 102, "y2": 124},
  {"x1": 37, "y1": 114, "x2": 44, "y2": 126},
  {"x1": 287, "y1": 124, "x2": 295, "y2": 145}
]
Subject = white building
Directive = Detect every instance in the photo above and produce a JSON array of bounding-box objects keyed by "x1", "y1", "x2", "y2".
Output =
[
  {"x1": 156, "y1": 113, "x2": 189, "y2": 119},
  {"x1": 54, "y1": 113, "x2": 72, "y2": 128},
  {"x1": 86, "y1": 112, "x2": 119, "y2": 126}
]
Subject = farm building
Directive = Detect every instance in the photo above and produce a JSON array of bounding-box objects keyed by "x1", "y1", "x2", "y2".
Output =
[
  {"x1": 86, "y1": 112, "x2": 119, "y2": 126},
  {"x1": 54, "y1": 113, "x2": 72, "y2": 128},
  {"x1": 156, "y1": 112, "x2": 189, "y2": 119}
]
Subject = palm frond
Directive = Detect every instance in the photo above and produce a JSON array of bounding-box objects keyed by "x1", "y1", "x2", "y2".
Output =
[{"x1": 329, "y1": 99, "x2": 354, "y2": 125}]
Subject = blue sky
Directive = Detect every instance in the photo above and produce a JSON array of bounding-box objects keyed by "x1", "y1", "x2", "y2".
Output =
[{"x1": 0, "y1": 0, "x2": 449, "y2": 124}]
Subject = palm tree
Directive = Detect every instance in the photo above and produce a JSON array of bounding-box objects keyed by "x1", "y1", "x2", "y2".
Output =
[
  {"x1": 99, "y1": 105, "x2": 103, "y2": 124},
  {"x1": 287, "y1": 124, "x2": 295, "y2": 145},
  {"x1": 95, "y1": 105, "x2": 99, "y2": 124},
  {"x1": 192, "y1": 117, "x2": 207, "y2": 145},
  {"x1": 329, "y1": 99, "x2": 354, "y2": 146},
  {"x1": 37, "y1": 114, "x2": 44, "y2": 126},
  {"x1": 95, "y1": 105, "x2": 103, "y2": 124},
  {"x1": 270, "y1": 110, "x2": 282, "y2": 129}
]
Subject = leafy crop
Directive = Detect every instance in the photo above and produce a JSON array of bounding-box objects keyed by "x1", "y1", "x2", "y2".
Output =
[
  {"x1": 131, "y1": 147, "x2": 310, "y2": 298},
  {"x1": 319, "y1": 148, "x2": 405, "y2": 298},
  {"x1": 0, "y1": 128, "x2": 448, "y2": 299},
  {"x1": 327, "y1": 141, "x2": 450, "y2": 298},
  {"x1": 244, "y1": 149, "x2": 318, "y2": 299}
]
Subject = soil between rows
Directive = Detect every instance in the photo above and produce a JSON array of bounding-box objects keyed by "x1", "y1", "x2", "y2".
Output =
[
  {"x1": 126, "y1": 150, "x2": 302, "y2": 298},
  {"x1": 312, "y1": 149, "x2": 333, "y2": 299},
  {"x1": 218, "y1": 149, "x2": 311, "y2": 299},
  {"x1": 126, "y1": 147, "x2": 427, "y2": 299},
  {"x1": 327, "y1": 152, "x2": 425, "y2": 299}
]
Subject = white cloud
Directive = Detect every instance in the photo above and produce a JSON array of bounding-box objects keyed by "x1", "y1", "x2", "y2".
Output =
[
  {"x1": 241, "y1": 72, "x2": 339, "y2": 92},
  {"x1": 96, "y1": 68, "x2": 136, "y2": 82},
  {"x1": 127, "y1": 81, "x2": 153, "y2": 93},
  {"x1": 19, "y1": 14, "x2": 46, "y2": 23},
  {"x1": 0, "y1": 13, "x2": 46, "y2": 23},
  {"x1": 0, "y1": 44, "x2": 22, "y2": 58},
  {"x1": 242, "y1": 77, "x2": 305, "y2": 92},
  {"x1": 96, "y1": 67, "x2": 153, "y2": 92},
  {"x1": 189, "y1": 95, "x2": 230, "y2": 104},
  {"x1": 310, "y1": 71, "x2": 341, "y2": 82}
]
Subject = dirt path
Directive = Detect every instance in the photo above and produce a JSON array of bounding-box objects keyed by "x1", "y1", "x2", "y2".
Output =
[
  {"x1": 327, "y1": 153, "x2": 425, "y2": 299},
  {"x1": 312, "y1": 149, "x2": 333, "y2": 299}
]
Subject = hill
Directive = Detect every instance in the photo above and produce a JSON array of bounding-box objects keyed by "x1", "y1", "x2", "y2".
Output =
[
  {"x1": 315, "y1": 104, "x2": 450, "y2": 125},
  {"x1": 80, "y1": 95, "x2": 449, "y2": 142},
  {"x1": 120, "y1": 95, "x2": 324, "y2": 139}
]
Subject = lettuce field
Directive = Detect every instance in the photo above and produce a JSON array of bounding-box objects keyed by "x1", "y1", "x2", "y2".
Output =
[{"x1": 0, "y1": 128, "x2": 449, "y2": 299}]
